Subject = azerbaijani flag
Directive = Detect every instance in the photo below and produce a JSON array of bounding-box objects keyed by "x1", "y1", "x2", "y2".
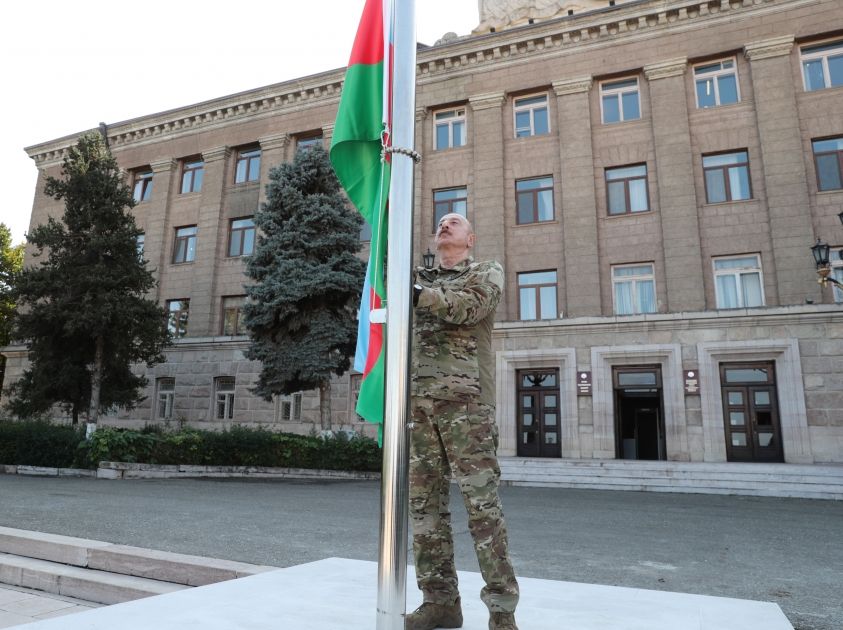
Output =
[{"x1": 330, "y1": 0, "x2": 394, "y2": 435}]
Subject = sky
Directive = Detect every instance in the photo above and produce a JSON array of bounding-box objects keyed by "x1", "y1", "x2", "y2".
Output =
[{"x1": 0, "y1": 0, "x2": 480, "y2": 245}]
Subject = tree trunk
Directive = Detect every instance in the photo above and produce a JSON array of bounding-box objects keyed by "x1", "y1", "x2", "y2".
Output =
[
  {"x1": 319, "y1": 381, "x2": 332, "y2": 431},
  {"x1": 87, "y1": 336, "x2": 105, "y2": 438}
]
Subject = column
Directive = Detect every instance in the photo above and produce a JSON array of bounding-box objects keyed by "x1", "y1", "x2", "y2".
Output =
[
  {"x1": 189, "y1": 146, "x2": 230, "y2": 336},
  {"x1": 553, "y1": 76, "x2": 601, "y2": 317},
  {"x1": 321, "y1": 124, "x2": 334, "y2": 148},
  {"x1": 145, "y1": 158, "x2": 178, "y2": 302},
  {"x1": 644, "y1": 58, "x2": 706, "y2": 312},
  {"x1": 744, "y1": 36, "x2": 818, "y2": 305},
  {"x1": 257, "y1": 133, "x2": 290, "y2": 207},
  {"x1": 467, "y1": 92, "x2": 507, "y2": 279}
]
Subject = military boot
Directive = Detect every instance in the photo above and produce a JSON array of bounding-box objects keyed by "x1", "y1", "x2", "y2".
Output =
[
  {"x1": 489, "y1": 611, "x2": 518, "y2": 630},
  {"x1": 404, "y1": 597, "x2": 463, "y2": 630}
]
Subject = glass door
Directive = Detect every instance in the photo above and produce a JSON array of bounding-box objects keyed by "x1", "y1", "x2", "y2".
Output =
[
  {"x1": 720, "y1": 362, "x2": 783, "y2": 462},
  {"x1": 517, "y1": 369, "x2": 561, "y2": 457}
]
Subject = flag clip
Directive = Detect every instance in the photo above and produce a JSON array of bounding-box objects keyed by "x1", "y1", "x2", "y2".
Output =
[{"x1": 370, "y1": 308, "x2": 387, "y2": 324}]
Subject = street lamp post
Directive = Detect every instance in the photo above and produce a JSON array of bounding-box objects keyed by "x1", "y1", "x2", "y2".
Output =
[
  {"x1": 811, "y1": 238, "x2": 843, "y2": 290},
  {"x1": 422, "y1": 248, "x2": 435, "y2": 270}
]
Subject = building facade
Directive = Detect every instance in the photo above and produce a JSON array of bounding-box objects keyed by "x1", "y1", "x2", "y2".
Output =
[{"x1": 5, "y1": 0, "x2": 843, "y2": 464}]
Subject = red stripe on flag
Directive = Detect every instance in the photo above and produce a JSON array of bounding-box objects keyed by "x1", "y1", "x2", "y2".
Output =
[
  {"x1": 363, "y1": 290, "x2": 382, "y2": 376},
  {"x1": 348, "y1": 0, "x2": 385, "y2": 66}
]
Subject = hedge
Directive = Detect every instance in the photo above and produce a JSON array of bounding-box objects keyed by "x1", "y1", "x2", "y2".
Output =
[{"x1": 0, "y1": 421, "x2": 382, "y2": 472}]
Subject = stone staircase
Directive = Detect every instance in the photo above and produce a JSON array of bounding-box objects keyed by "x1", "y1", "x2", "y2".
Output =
[
  {"x1": 498, "y1": 458, "x2": 843, "y2": 500},
  {"x1": 0, "y1": 527, "x2": 275, "y2": 605}
]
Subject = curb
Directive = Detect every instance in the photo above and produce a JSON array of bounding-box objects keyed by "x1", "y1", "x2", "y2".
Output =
[{"x1": 0, "y1": 462, "x2": 380, "y2": 481}]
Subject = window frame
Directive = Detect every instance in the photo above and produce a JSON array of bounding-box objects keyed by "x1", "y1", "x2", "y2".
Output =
[
  {"x1": 166, "y1": 299, "x2": 190, "y2": 338},
  {"x1": 517, "y1": 270, "x2": 558, "y2": 321},
  {"x1": 831, "y1": 251, "x2": 843, "y2": 304},
  {"x1": 702, "y1": 150, "x2": 753, "y2": 203},
  {"x1": 515, "y1": 176, "x2": 555, "y2": 225},
  {"x1": 693, "y1": 57, "x2": 740, "y2": 108},
  {"x1": 296, "y1": 135, "x2": 323, "y2": 152},
  {"x1": 180, "y1": 158, "x2": 204, "y2": 194},
  {"x1": 599, "y1": 78, "x2": 641, "y2": 124},
  {"x1": 433, "y1": 107, "x2": 467, "y2": 150},
  {"x1": 172, "y1": 225, "x2": 197, "y2": 264},
  {"x1": 432, "y1": 187, "x2": 468, "y2": 231},
  {"x1": 713, "y1": 254, "x2": 766, "y2": 309},
  {"x1": 349, "y1": 374, "x2": 364, "y2": 422},
  {"x1": 221, "y1": 295, "x2": 247, "y2": 336},
  {"x1": 132, "y1": 171, "x2": 153, "y2": 203},
  {"x1": 214, "y1": 377, "x2": 236, "y2": 420},
  {"x1": 277, "y1": 392, "x2": 303, "y2": 422},
  {"x1": 611, "y1": 263, "x2": 657, "y2": 315},
  {"x1": 605, "y1": 164, "x2": 650, "y2": 215},
  {"x1": 800, "y1": 39, "x2": 843, "y2": 92},
  {"x1": 155, "y1": 378, "x2": 175, "y2": 420},
  {"x1": 227, "y1": 216, "x2": 256, "y2": 257},
  {"x1": 812, "y1": 136, "x2": 843, "y2": 192},
  {"x1": 512, "y1": 93, "x2": 550, "y2": 138},
  {"x1": 234, "y1": 148, "x2": 261, "y2": 184}
]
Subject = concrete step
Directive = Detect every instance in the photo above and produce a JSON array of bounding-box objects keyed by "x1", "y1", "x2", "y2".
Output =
[
  {"x1": 0, "y1": 527, "x2": 277, "y2": 607},
  {"x1": 498, "y1": 459, "x2": 843, "y2": 499},
  {"x1": 0, "y1": 553, "x2": 187, "y2": 605}
]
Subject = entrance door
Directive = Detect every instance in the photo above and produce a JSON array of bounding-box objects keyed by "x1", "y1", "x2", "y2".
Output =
[
  {"x1": 720, "y1": 362, "x2": 783, "y2": 462},
  {"x1": 614, "y1": 366, "x2": 666, "y2": 460},
  {"x1": 517, "y1": 369, "x2": 561, "y2": 457}
]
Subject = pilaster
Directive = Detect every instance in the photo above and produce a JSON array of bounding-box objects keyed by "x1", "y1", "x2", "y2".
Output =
[
  {"x1": 468, "y1": 92, "x2": 506, "y2": 314},
  {"x1": 413, "y1": 107, "x2": 428, "y2": 266},
  {"x1": 144, "y1": 158, "x2": 179, "y2": 302},
  {"x1": 743, "y1": 35, "x2": 816, "y2": 305},
  {"x1": 644, "y1": 57, "x2": 706, "y2": 312},
  {"x1": 553, "y1": 76, "x2": 601, "y2": 317},
  {"x1": 258, "y1": 134, "x2": 290, "y2": 206}
]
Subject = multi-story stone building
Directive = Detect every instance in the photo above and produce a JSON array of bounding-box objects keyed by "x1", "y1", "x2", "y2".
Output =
[{"x1": 5, "y1": 0, "x2": 843, "y2": 468}]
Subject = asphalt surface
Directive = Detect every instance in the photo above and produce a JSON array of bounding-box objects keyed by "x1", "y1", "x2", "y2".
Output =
[{"x1": 0, "y1": 475, "x2": 839, "y2": 630}]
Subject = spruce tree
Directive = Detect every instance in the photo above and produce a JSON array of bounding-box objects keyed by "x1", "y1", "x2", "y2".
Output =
[
  {"x1": 8, "y1": 133, "x2": 170, "y2": 431},
  {"x1": 244, "y1": 145, "x2": 365, "y2": 430}
]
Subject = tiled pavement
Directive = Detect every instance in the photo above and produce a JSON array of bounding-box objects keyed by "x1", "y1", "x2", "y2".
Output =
[{"x1": 0, "y1": 585, "x2": 98, "y2": 629}]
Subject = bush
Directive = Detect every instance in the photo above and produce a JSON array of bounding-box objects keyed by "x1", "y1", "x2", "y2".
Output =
[
  {"x1": 0, "y1": 421, "x2": 381, "y2": 472},
  {"x1": 0, "y1": 420, "x2": 87, "y2": 468}
]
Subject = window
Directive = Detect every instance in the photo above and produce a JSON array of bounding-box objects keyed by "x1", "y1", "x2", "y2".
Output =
[
  {"x1": 277, "y1": 393, "x2": 303, "y2": 422},
  {"x1": 513, "y1": 95, "x2": 549, "y2": 138},
  {"x1": 606, "y1": 164, "x2": 649, "y2": 215},
  {"x1": 221, "y1": 296, "x2": 247, "y2": 336},
  {"x1": 612, "y1": 264, "x2": 657, "y2": 315},
  {"x1": 133, "y1": 171, "x2": 153, "y2": 203},
  {"x1": 297, "y1": 135, "x2": 323, "y2": 151},
  {"x1": 801, "y1": 40, "x2": 843, "y2": 91},
  {"x1": 433, "y1": 187, "x2": 467, "y2": 229},
  {"x1": 694, "y1": 59, "x2": 739, "y2": 108},
  {"x1": 215, "y1": 377, "x2": 236, "y2": 420},
  {"x1": 180, "y1": 159, "x2": 204, "y2": 194},
  {"x1": 136, "y1": 233, "x2": 145, "y2": 257},
  {"x1": 518, "y1": 271, "x2": 557, "y2": 320},
  {"x1": 167, "y1": 299, "x2": 189, "y2": 338},
  {"x1": 703, "y1": 151, "x2": 752, "y2": 203},
  {"x1": 235, "y1": 148, "x2": 261, "y2": 184},
  {"x1": 812, "y1": 137, "x2": 843, "y2": 192},
  {"x1": 434, "y1": 108, "x2": 466, "y2": 150},
  {"x1": 601, "y1": 78, "x2": 640, "y2": 124},
  {"x1": 172, "y1": 226, "x2": 197, "y2": 263},
  {"x1": 714, "y1": 255, "x2": 764, "y2": 309},
  {"x1": 155, "y1": 378, "x2": 175, "y2": 420},
  {"x1": 516, "y1": 176, "x2": 554, "y2": 224},
  {"x1": 350, "y1": 374, "x2": 364, "y2": 421},
  {"x1": 228, "y1": 217, "x2": 256, "y2": 257}
]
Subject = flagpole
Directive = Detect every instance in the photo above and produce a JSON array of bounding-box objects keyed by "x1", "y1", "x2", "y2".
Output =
[{"x1": 376, "y1": 0, "x2": 417, "y2": 628}]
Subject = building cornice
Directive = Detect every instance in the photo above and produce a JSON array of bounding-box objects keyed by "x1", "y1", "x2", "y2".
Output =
[
  {"x1": 258, "y1": 133, "x2": 290, "y2": 152},
  {"x1": 150, "y1": 158, "x2": 176, "y2": 173},
  {"x1": 24, "y1": 0, "x2": 812, "y2": 165},
  {"x1": 552, "y1": 76, "x2": 593, "y2": 96},
  {"x1": 644, "y1": 57, "x2": 688, "y2": 81},
  {"x1": 468, "y1": 92, "x2": 506, "y2": 111},
  {"x1": 744, "y1": 34, "x2": 795, "y2": 61}
]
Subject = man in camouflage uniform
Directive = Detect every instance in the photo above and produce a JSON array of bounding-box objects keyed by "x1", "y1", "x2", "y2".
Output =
[{"x1": 406, "y1": 213, "x2": 519, "y2": 630}]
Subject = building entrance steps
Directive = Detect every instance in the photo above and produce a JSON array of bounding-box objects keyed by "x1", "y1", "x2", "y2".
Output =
[
  {"x1": 9, "y1": 557, "x2": 793, "y2": 630},
  {"x1": 498, "y1": 458, "x2": 843, "y2": 499}
]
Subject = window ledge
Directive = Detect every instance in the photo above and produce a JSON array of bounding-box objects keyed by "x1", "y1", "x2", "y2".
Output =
[
  {"x1": 170, "y1": 261, "x2": 195, "y2": 266},
  {"x1": 701, "y1": 198, "x2": 757, "y2": 207},
  {"x1": 604, "y1": 209, "x2": 654, "y2": 219},
  {"x1": 816, "y1": 189, "x2": 843, "y2": 196},
  {"x1": 513, "y1": 219, "x2": 559, "y2": 228}
]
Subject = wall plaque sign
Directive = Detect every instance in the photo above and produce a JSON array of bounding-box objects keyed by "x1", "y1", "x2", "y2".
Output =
[
  {"x1": 684, "y1": 370, "x2": 699, "y2": 395},
  {"x1": 577, "y1": 371, "x2": 592, "y2": 396}
]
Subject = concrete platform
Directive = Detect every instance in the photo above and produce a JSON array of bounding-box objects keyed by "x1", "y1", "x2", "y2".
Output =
[{"x1": 10, "y1": 557, "x2": 793, "y2": 629}]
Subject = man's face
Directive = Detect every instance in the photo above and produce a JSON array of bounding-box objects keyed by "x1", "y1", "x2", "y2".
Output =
[{"x1": 435, "y1": 214, "x2": 475, "y2": 252}]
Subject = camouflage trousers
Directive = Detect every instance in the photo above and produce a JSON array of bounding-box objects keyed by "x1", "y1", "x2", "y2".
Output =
[{"x1": 409, "y1": 396, "x2": 519, "y2": 613}]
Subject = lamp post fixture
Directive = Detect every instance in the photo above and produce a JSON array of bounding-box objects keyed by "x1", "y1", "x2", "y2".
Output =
[
  {"x1": 422, "y1": 247, "x2": 435, "y2": 270},
  {"x1": 811, "y1": 238, "x2": 843, "y2": 290}
]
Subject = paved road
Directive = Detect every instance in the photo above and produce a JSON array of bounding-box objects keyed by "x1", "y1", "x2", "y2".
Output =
[{"x1": 0, "y1": 475, "x2": 839, "y2": 630}]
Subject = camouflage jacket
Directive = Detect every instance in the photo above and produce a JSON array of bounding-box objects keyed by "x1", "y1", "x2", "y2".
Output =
[{"x1": 412, "y1": 257, "x2": 504, "y2": 405}]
